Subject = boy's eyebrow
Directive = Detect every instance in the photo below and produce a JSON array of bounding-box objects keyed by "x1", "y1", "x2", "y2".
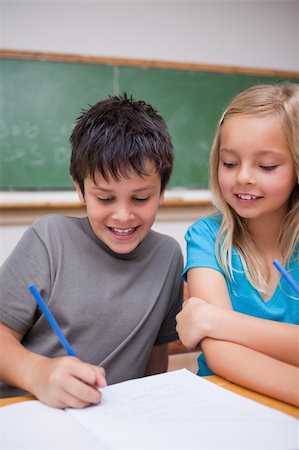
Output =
[
  {"x1": 92, "y1": 185, "x2": 156, "y2": 193},
  {"x1": 92, "y1": 186, "x2": 114, "y2": 192}
]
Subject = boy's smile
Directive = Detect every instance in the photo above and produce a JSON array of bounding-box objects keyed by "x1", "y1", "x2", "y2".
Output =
[
  {"x1": 74, "y1": 162, "x2": 164, "y2": 254},
  {"x1": 109, "y1": 227, "x2": 137, "y2": 237}
]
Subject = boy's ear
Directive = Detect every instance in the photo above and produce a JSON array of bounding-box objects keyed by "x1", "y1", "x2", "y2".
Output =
[
  {"x1": 159, "y1": 190, "x2": 165, "y2": 205},
  {"x1": 73, "y1": 178, "x2": 85, "y2": 204}
]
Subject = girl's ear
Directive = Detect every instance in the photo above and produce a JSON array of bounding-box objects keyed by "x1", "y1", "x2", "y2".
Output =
[{"x1": 73, "y1": 178, "x2": 85, "y2": 204}]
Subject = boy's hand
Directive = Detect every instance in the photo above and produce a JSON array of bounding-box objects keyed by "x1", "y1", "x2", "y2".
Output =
[{"x1": 30, "y1": 356, "x2": 107, "y2": 408}]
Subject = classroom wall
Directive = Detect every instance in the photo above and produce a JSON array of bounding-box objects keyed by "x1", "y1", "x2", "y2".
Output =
[
  {"x1": 1, "y1": 0, "x2": 298, "y2": 71},
  {"x1": 1, "y1": 0, "x2": 298, "y2": 264}
]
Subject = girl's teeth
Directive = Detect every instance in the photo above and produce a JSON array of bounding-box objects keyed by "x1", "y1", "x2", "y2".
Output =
[{"x1": 238, "y1": 194, "x2": 257, "y2": 200}]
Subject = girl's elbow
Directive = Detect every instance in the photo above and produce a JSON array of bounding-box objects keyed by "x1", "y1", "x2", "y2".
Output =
[{"x1": 201, "y1": 338, "x2": 226, "y2": 374}]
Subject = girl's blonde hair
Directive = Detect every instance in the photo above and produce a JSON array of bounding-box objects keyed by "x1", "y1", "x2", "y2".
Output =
[{"x1": 210, "y1": 83, "x2": 299, "y2": 295}]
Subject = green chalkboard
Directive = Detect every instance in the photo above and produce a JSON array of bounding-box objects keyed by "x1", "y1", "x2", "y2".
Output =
[{"x1": 0, "y1": 54, "x2": 298, "y2": 190}]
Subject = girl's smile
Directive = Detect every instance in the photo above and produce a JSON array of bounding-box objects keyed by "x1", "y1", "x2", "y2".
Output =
[
  {"x1": 218, "y1": 113, "x2": 297, "y2": 225},
  {"x1": 234, "y1": 193, "x2": 262, "y2": 206}
]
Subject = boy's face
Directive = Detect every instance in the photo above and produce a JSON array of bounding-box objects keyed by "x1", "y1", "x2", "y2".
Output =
[{"x1": 74, "y1": 162, "x2": 164, "y2": 254}]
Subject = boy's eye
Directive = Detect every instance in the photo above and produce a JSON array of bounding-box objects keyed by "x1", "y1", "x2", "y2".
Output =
[
  {"x1": 97, "y1": 197, "x2": 114, "y2": 202},
  {"x1": 133, "y1": 197, "x2": 150, "y2": 203},
  {"x1": 260, "y1": 165, "x2": 278, "y2": 171}
]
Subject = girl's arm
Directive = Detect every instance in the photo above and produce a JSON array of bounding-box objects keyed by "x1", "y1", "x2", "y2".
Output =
[
  {"x1": 179, "y1": 267, "x2": 299, "y2": 366},
  {"x1": 177, "y1": 297, "x2": 299, "y2": 366},
  {"x1": 176, "y1": 266, "x2": 299, "y2": 405},
  {"x1": 201, "y1": 338, "x2": 299, "y2": 407},
  {"x1": 187, "y1": 267, "x2": 233, "y2": 309}
]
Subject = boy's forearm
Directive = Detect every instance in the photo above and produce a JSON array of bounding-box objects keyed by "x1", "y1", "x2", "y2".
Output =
[
  {"x1": 202, "y1": 338, "x2": 299, "y2": 407},
  {"x1": 207, "y1": 306, "x2": 299, "y2": 366},
  {"x1": 0, "y1": 327, "x2": 45, "y2": 395}
]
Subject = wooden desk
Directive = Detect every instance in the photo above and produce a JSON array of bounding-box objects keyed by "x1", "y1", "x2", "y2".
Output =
[
  {"x1": 1, "y1": 376, "x2": 298, "y2": 419},
  {"x1": 0, "y1": 394, "x2": 35, "y2": 407},
  {"x1": 206, "y1": 376, "x2": 299, "y2": 419}
]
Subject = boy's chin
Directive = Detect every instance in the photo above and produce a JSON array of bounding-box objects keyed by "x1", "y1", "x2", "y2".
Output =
[
  {"x1": 108, "y1": 241, "x2": 140, "y2": 254},
  {"x1": 95, "y1": 226, "x2": 149, "y2": 254},
  {"x1": 104, "y1": 234, "x2": 143, "y2": 255}
]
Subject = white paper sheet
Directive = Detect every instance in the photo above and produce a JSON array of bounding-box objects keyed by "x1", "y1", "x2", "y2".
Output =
[
  {"x1": 0, "y1": 400, "x2": 108, "y2": 449},
  {"x1": 1, "y1": 370, "x2": 298, "y2": 450},
  {"x1": 68, "y1": 369, "x2": 298, "y2": 450}
]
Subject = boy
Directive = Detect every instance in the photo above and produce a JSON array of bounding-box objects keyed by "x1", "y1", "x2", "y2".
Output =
[{"x1": 0, "y1": 95, "x2": 184, "y2": 408}]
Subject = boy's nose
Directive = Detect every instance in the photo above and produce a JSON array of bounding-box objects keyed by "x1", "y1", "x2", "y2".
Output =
[{"x1": 111, "y1": 205, "x2": 134, "y2": 222}]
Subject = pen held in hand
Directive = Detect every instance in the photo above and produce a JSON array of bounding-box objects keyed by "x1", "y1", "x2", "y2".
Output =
[
  {"x1": 273, "y1": 260, "x2": 299, "y2": 296},
  {"x1": 28, "y1": 284, "x2": 78, "y2": 357}
]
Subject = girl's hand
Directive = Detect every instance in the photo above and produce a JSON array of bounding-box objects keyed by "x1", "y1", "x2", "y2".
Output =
[
  {"x1": 176, "y1": 297, "x2": 213, "y2": 349},
  {"x1": 29, "y1": 355, "x2": 107, "y2": 408}
]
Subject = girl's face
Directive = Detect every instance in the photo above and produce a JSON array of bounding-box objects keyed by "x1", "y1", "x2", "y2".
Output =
[{"x1": 218, "y1": 113, "x2": 297, "y2": 225}]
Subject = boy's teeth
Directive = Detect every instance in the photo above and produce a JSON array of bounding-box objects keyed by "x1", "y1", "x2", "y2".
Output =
[
  {"x1": 238, "y1": 194, "x2": 257, "y2": 200},
  {"x1": 111, "y1": 227, "x2": 135, "y2": 235}
]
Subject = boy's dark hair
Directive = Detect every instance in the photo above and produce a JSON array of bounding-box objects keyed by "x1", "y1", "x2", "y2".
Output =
[{"x1": 70, "y1": 94, "x2": 174, "y2": 193}]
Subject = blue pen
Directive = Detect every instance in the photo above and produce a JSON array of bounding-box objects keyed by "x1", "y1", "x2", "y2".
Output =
[
  {"x1": 28, "y1": 284, "x2": 78, "y2": 357},
  {"x1": 273, "y1": 260, "x2": 299, "y2": 296}
]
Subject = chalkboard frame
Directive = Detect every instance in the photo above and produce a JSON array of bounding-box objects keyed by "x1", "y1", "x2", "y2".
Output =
[{"x1": 1, "y1": 49, "x2": 298, "y2": 191}]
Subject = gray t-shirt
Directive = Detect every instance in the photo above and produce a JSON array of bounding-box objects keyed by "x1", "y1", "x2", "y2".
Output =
[{"x1": 0, "y1": 215, "x2": 183, "y2": 397}]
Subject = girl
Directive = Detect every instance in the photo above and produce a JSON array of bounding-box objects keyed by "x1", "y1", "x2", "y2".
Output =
[{"x1": 176, "y1": 83, "x2": 299, "y2": 406}]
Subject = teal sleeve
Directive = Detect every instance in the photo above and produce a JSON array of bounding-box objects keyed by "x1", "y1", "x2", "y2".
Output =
[{"x1": 182, "y1": 216, "x2": 224, "y2": 281}]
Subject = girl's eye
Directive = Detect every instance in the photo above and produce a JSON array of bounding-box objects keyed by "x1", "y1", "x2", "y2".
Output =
[
  {"x1": 223, "y1": 161, "x2": 237, "y2": 168},
  {"x1": 260, "y1": 165, "x2": 278, "y2": 171}
]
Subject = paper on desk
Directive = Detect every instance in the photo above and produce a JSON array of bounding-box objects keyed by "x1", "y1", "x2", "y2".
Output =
[
  {"x1": 0, "y1": 369, "x2": 297, "y2": 450},
  {"x1": 0, "y1": 399, "x2": 108, "y2": 449},
  {"x1": 68, "y1": 369, "x2": 298, "y2": 450}
]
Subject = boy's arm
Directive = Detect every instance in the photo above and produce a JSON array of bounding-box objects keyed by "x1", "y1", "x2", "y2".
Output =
[
  {"x1": 143, "y1": 343, "x2": 168, "y2": 376},
  {"x1": 179, "y1": 267, "x2": 299, "y2": 365},
  {"x1": 201, "y1": 337, "x2": 299, "y2": 407},
  {"x1": 0, "y1": 321, "x2": 41, "y2": 392},
  {"x1": 0, "y1": 321, "x2": 106, "y2": 408}
]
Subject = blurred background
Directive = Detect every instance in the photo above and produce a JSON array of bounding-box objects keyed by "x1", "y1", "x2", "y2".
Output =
[{"x1": 0, "y1": 0, "x2": 298, "y2": 265}]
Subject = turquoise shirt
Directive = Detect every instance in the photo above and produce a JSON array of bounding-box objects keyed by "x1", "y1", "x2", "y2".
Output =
[{"x1": 182, "y1": 214, "x2": 299, "y2": 376}]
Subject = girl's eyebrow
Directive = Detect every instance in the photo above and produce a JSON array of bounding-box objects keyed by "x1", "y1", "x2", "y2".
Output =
[
  {"x1": 255, "y1": 149, "x2": 284, "y2": 156},
  {"x1": 219, "y1": 148, "x2": 238, "y2": 156},
  {"x1": 220, "y1": 148, "x2": 283, "y2": 156}
]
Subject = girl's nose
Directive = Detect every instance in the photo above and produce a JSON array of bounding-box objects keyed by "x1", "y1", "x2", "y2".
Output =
[{"x1": 236, "y1": 165, "x2": 256, "y2": 185}]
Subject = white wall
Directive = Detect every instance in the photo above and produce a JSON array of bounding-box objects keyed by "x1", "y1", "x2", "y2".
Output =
[
  {"x1": 1, "y1": 0, "x2": 298, "y2": 71},
  {"x1": 1, "y1": 0, "x2": 298, "y2": 264},
  {"x1": 0, "y1": 226, "x2": 28, "y2": 264}
]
